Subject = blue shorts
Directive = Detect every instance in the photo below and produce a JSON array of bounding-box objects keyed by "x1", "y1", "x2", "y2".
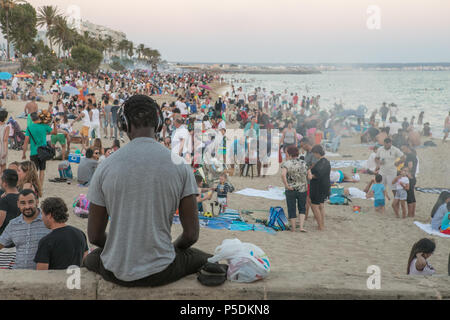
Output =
[{"x1": 374, "y1": 199, "x2": 385, "y2": 208}]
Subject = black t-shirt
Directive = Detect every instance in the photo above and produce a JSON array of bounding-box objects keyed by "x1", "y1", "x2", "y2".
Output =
[
  {"x1": 34, "y1": 226, "x2": 89, "y2": 270},
  {"x1": 0, "y1": 193, "x2": 20, "y2": 235},
  {"x1": 405, "y1": 152, "x2": 418, "y2": 178},
  {"x1": 310, "y1": 158, "x2": 331, "y2": 197},
  {"x1": 368, "y1": 127, "x2": 380, "y2": 140}
]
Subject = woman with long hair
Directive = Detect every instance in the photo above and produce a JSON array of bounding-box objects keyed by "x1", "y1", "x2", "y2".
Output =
[
  {"x1": 431, "y1": 191, "x2": 450, "y2": 218},
  {"x1": 407, "y1": 239, "x2": 436, "y2": 275},
  {"x1": 431, "y1": 192, "x2": 450, "y2": 231},
  {"x1": 17, "y1": 161, "x2": 43, "y2": 198},
  {"x1": 93, "y1": 138, "x2": 104, "y2": 156}
]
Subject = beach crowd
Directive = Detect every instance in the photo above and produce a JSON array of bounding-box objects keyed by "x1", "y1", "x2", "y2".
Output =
[{"x1": 0, "y1": 68, "x2": 448, "y2": 283}]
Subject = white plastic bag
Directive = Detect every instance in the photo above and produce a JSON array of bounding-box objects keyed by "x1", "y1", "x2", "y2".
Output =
[{"x1": 208, "y1": 239, "x2": 271, "y2": 283}]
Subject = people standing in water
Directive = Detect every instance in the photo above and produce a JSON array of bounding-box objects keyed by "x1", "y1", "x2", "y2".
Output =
[{"x1": 444, "y1": 111, "x2": 450, "y2": 143}]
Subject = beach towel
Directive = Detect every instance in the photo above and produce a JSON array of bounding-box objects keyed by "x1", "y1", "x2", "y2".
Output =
[
  {"x1": 325, "y1": 152, "x2": 341, "y2": 158},
  {"x1": 173, "y1": 212, "x2": 276, "y2": 235},
  {"x1": 0, "y1": 248, "x2": 16, "y2": 269},
  {"x1": 414, "y1": 222, "x2": 450, "y2": 239},
  {"x1": 235, "y1": 187, "x2": 286, "y2": 201},
  {"x1": 331, "y1": 160, "x2": 367, "y2": 169},
  {"x1": 415, "y1": 188, "x2": 450, "y2": 195}
]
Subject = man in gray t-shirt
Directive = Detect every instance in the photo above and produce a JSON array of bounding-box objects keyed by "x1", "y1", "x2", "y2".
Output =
[
  {"x1": 77, "y1": 149, "x2": 98, "y2": 186},
  {"x1": 84, "y1": 95, "x2": 211, "y2": 287}
]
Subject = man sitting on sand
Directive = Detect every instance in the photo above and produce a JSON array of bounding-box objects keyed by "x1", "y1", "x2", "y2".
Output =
[{"x1": 84, "y1": 95, "x2": 211, "y2": 287}]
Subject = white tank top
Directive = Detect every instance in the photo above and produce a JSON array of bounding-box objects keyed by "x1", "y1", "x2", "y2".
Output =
[
  {"x1": 82, "y1": 110, "x2": 91, "y2": 127},
  {"x1": 91, "y1": 108, "x2": 100, "y2": 125}
]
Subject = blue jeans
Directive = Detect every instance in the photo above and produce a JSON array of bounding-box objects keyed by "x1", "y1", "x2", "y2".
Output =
[{"x1": 285, "y1": 190, "x2": 307, "y2": 219}]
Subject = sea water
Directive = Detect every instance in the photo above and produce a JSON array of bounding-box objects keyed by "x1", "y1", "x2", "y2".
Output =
[{"x1": 223, "y1": 70, "x2": 450, "y2": 137}]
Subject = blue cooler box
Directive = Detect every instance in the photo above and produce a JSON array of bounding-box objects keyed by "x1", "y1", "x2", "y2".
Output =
[{"x1": 68, "y1": 154, "x2": 81, "y2": 164}]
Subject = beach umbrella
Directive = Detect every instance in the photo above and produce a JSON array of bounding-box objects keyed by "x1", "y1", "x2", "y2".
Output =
[
  {"x1": 14, "y1": 72, "x2": 32, "y2": 78},
  {"x1": 199, "y1": 85, "x2": 212, "y2": 90},
  {"x1": 0, "y1": 72, "x2": 12, "y2": 80},
  {"x1": 61, "y1": 85, "x2": 80, "y2": 96}
]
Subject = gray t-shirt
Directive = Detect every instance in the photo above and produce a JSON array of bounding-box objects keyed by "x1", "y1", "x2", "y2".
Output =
[
  {"x1": 431, "y1": 203, "x2": 448, "y2": 231},
  {"x1": 77, "y1": 158, "x2": 98, "y2": 185},
  {"x1": 87, "y1": 137, "x2": 198, "y2": 282}
]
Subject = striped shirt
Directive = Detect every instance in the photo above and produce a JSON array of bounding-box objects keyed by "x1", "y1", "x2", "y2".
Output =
[{"x1": 0, "y1": 212, "x2": 50, "y2": 270}]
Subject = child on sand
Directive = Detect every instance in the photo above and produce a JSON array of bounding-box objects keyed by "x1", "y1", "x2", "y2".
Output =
[
  {"x1": 366, "y1": 174, "x2": 390, "y2": 214},
  {"x1": 407, "y1": 238, "x2": 436, "y2": 276},
  {"x1": 195, "y1": 175, "x2": 213, "y2": 213},
  {"x1": 392, "y1": 167, "x2": 410, "y2": 219},
  {"x1": 440, "y1": 202, "x2": 450, "y2": 235},
  {"x1": 214, "y1": 173, "x2": 235, "y2": 214}
]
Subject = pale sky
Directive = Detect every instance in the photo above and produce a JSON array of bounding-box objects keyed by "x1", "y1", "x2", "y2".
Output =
[{"x1": 27, "y1": 0, "x2": 450, "y2": 63}]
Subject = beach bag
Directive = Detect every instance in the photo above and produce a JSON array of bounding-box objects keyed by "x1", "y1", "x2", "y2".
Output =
[
  {"x1": 73, "y1": 194, "x2": 90, "y2": 218},
  {"x1": 27, "y1": 129, "x2": 55, "y2": 161},
  {"x1": 208, "y1": 239, "x2": 270, "y2": 283},
  {"x1": 329, "y1": 194, "x2": 351, "y2": 205},
  {"x1": 268, "y1": 207, "x2": 289, "y2": 231},
  {"x1": 58, "y1": 161, "x2": 73, "y2": 180}
]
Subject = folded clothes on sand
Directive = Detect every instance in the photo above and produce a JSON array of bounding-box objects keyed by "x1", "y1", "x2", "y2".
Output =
[{"x1": 331, "y1": 160, "x2": 367, "y2": 169}]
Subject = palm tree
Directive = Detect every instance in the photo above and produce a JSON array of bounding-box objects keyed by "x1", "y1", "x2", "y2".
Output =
[
  {"x1": 36, "y1": 5, "x2": 60, "y2": 51},
  {"x1": 0, "y1": 0, "x2": 26, "y2": 60},
  {"x1": 137, "y1": 43, "x2": 145, "y2": 60},
  {"x1": 116, "y1": 39, "x2": 128, "y2": 59},
  {"x1": 127, "y1": 40, "x2": 134, "y2": 60},
  {"x1": 49, "y1": 15, "x2": 71, "y2": 57},
  {"x1": 104, "y1": 35, "x2": 115, "y2": 62}
]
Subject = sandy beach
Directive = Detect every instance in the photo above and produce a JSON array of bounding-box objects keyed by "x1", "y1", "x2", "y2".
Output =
[{"x1": 1, "y1": 80, "x2": 448, "y2": 287}]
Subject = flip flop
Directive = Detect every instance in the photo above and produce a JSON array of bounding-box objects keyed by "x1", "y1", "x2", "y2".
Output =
[
  {"x1": 300, "y1": 229, "x2": 308, "y2": 233},
  {"x1": 197, "y1": 263, "x2": 228, "y2": 287}
]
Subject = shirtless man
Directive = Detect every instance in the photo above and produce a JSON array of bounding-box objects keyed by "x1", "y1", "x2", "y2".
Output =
[
  {"x1": 407, "y1": 128, "x2": 421, "y2": 147},
  {"x1": 24, "y1": 96, "x2": 39, "y2": 115},
  {"x1": 444, "y1": 111, "x2": 450, "y2": 143}
]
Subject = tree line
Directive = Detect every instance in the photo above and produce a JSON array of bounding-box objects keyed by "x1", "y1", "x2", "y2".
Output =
[{"x1": 0, "y1": 1, "x2": 162, "y2": 73}]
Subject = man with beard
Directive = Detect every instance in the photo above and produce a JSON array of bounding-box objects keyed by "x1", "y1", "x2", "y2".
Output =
[{"x1": 0, "y1": 190, "x2": 50, "y2": 269}]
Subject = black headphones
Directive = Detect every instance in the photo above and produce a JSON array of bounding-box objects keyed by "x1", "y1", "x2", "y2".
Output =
[{"x1": 117, "y1": 95, "x2": 164, "y2": 134}]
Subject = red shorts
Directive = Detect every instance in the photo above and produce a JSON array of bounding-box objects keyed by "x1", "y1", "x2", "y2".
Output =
[{"x1": 182, "y1": 115, "x2": 188, "y2": 119}]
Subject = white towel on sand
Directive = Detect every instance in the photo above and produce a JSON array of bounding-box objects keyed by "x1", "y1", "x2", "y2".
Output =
[
  {"x1": 235, "y1": 187, "x2": 286, "y2": 201},
  {"x1": 414, "y1": 222, "x2": 450, "y2": 238}
]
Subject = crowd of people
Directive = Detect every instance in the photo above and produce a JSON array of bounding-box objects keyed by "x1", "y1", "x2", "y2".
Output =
[{"x1": 0, "y1": 69, "x2": 448, "y2": 283}]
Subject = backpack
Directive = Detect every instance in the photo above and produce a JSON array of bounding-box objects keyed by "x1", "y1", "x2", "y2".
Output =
[
  {"x1": 58, "y1": 161, "x2": 73, "y2": 180},
  {"x1": 268, "y1": 207, "x2": 289, "y2": 231}
]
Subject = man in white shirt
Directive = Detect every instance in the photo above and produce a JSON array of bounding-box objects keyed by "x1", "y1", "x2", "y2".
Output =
[
  {"x1": 171, "y1": 118, "x2": 190, "y2": 158},
  {"x1": 175, "y1": 98, "x2": 188, "y2": 118},
  {"x1": 375, "y1": 138, "x2": 405, "y2": 195}
]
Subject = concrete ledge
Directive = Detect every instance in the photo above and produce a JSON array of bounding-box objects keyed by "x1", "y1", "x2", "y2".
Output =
[
  {"x1": 0, "y1": 269, "x2": 449, "y2": 300},
  {"x1": 0, "y1": 269, "x2": 98, "y2": 300}
]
